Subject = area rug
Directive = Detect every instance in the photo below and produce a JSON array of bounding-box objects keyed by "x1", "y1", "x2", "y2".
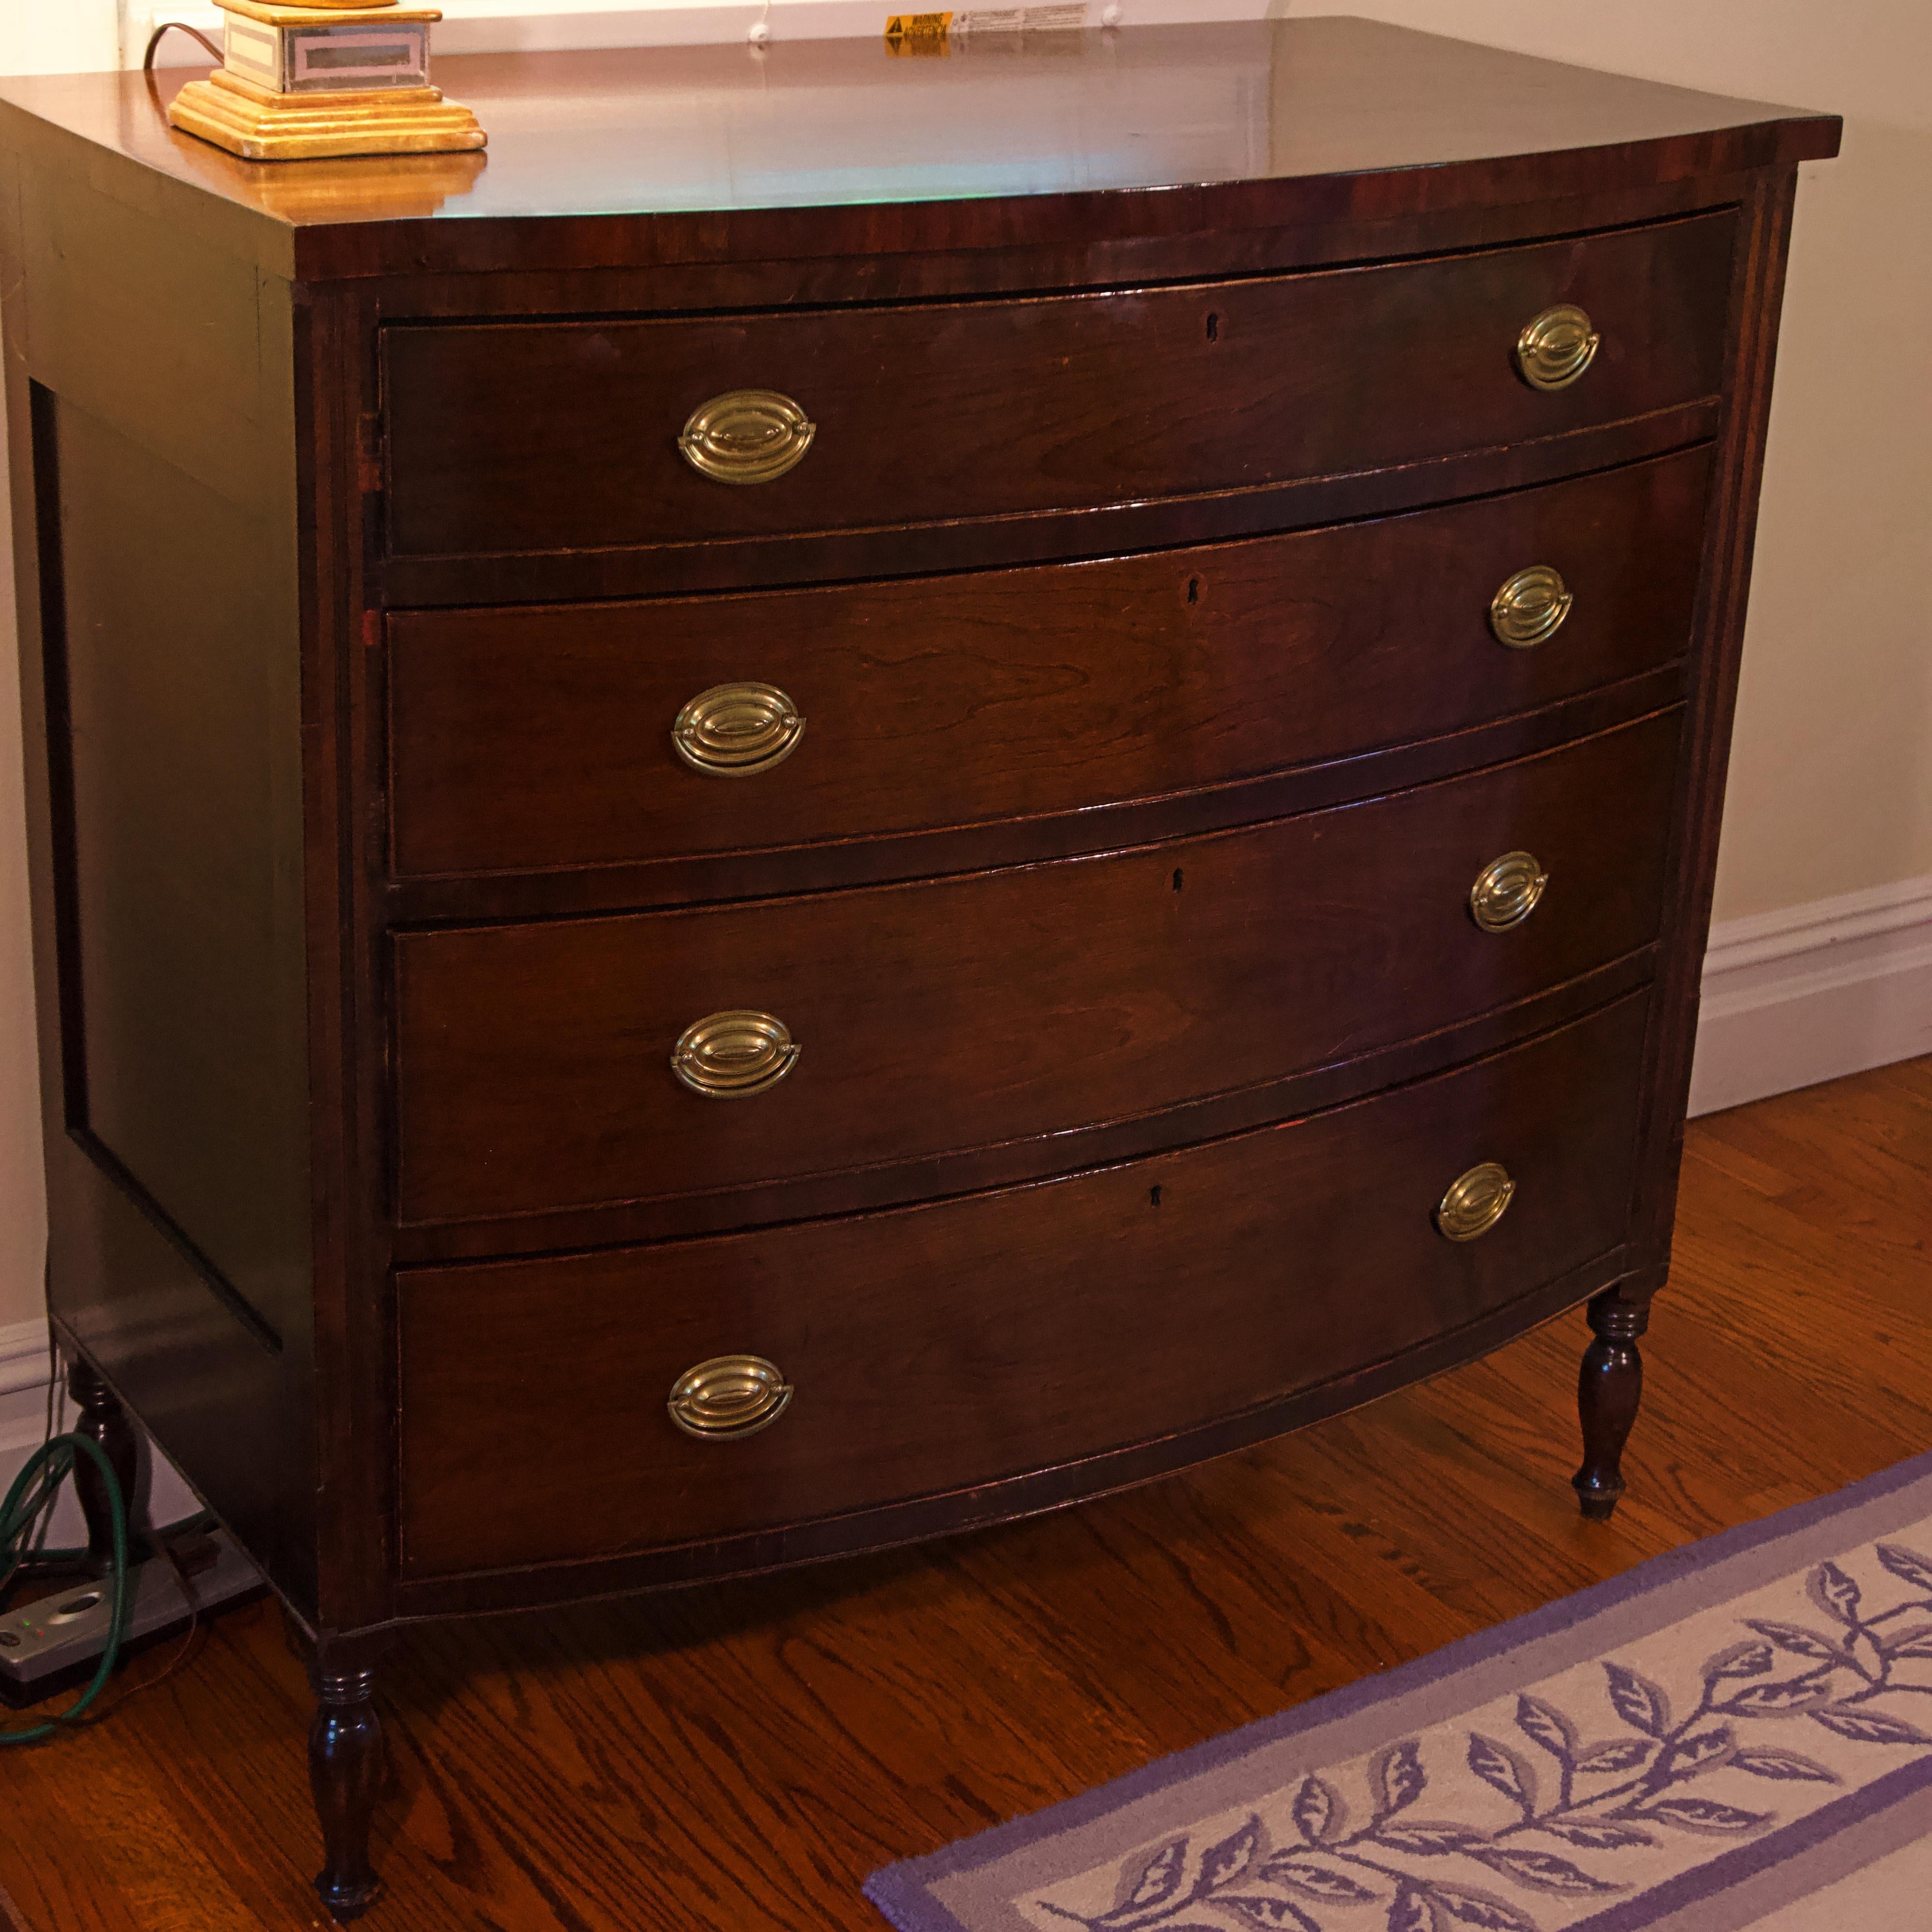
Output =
[{"x1": 867, "y1": 1451, "x2": 1932, "y2": 1932}]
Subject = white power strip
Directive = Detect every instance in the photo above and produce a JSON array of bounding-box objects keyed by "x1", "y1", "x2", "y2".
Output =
[{"x1": 0, "y1": 1530, "x2": 263, "y2": 1707}]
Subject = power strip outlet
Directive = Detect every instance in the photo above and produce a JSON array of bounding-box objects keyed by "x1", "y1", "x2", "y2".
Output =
[{"x1": 0, "y1": 1530, "x2": 264, "y2": 1708}]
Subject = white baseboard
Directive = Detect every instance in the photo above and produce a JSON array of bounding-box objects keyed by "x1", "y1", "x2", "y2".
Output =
[
  {"x1": 1689, "y1": 871, "x2": 1932, "y2": 1117},
  {"x1": 0, "y1": 1317, "x2": 199, "y2": 1545}
]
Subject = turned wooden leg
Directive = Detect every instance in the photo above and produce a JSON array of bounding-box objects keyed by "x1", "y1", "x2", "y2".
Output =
[
  {"x1": 66, "y1": 1356, "x2": 139, "y2": 1568},
  {"x1": 308, "y1": 1639, "x2": 389, "y2": 1920},
  {"x1": 1573, "y1": 1290, "x2": 1649, "y2": 1521}
]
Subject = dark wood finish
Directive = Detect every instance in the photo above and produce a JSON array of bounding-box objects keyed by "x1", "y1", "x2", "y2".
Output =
[
  {"x1": 376, "y1": 405, "x2": 1720, "y2": 609},
  {"x1": 398, "y1": 992, "x2": 1651, "y2": 1580},
  {"x1": 0, "y1": 1059, "x2": 1921, "y2": 1932},
  {"x1": 45, "y1": 397, "x2": 305, "y2": 1357},
  {"x1": 64, "y1": 1356, "x2": 138, "y2": 1566},
  {"x1": 384, "y1": 214, "x2": 1733, "y2": 563},
  {"x1": 386, "y1": 952, "x2": 1660, "y2": 1268},
  {"x1": 0, "y1": 21, "x2": 1837, "y2": 282},
  {"x1": 397, "y1": 1250, "x2": 1639, "y2": 1619},
  {"x1": 303, "y1": 1636, "x2": 391, "y2": 1923},
  {"x1": 0, "y1": 131, "x2": 318, "y2": 1611},
  {"x1": 385, "y1": 666, "x2": 1691, "y2": 926},
  {"x1": 1622, "y1": 167, "x2": 1807, "y2": 1295},
  {"x1": 1573, "y1": 1289, "x2": 1650, "y2": 1521},
  {"x1": 394, "y1": 712, "x2": 1679, "y2": 1230},
  {"x1": 0, "y1": 23, "x2": 1837, "y2": 1911},
  {"x1": 388, "y1": 448, "x2": 1712, "y2": 883}
]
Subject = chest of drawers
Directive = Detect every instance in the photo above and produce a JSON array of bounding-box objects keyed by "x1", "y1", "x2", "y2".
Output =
[{"x1": 0, "y1": 19, "x2": 1836, "y2": 1918}]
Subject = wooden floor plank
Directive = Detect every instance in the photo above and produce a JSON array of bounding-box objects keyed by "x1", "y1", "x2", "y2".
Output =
[{"x1": 0, "y1": 1054, "x2": 1926, "y2": 1930}]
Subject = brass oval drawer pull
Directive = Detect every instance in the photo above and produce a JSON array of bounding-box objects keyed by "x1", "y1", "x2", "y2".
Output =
[
  {"x1": 1489, "y1": 565, "x2": 1573, "y2": 648},
  {"x1": 673, "y1": 682, "x2": 806, "y2": 777},
  {"x1": 678, "y1": 389, "x2": 816, "y2": 484},
  {"x1": 668, "y1": 1354, "x2": 792, "y2": 1440},
  {"x1": 1469, "y1": 850, "x2": 1549, "y2": 933},
  {"x1": 1515, "y1": 304, "x2": 1600, "y2": 391},
  {"x1": 672, "y1": 1010, "x2": 800, "y2": 1099},
  {"x1": 1436, "y1": 1162, "x2": 1516, "y2": 1242}
]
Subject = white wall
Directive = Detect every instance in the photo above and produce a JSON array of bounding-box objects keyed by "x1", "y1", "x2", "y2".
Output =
[
  {"x1": 1, "y1": 3, "x2": 1927, "y2": 1332},
  {"x1": 0, "y1": 0, "x2": 119, "y2": 73},
  {"x1": 1309, "y1": 0, "x2": 1932, "y2": 927}
]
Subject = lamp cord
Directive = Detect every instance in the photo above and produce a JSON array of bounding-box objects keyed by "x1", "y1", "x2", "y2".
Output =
[{"x1": 143, "y1": 22, "x2": 223, "y2": 70}]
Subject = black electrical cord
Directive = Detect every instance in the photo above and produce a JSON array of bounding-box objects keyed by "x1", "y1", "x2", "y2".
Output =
[{"x1": 143, "y1": 22, "x2": 223, "y2": 70}]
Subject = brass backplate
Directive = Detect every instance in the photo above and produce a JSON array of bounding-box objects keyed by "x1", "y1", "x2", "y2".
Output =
[
  {"x1": 667, "y1": 1355, "x2": 793, "y2": 1441},
  {"x1": 1490, "y1": 565, "x2": 1573, "y2": 649},
  {"x1": 1516, "y1": 304, "x2": 1600, "y2": 391},
  {"x1": 672, "y1": 682, "x2": 805, "y2": 777},
  {"x1": 1436, "y1": 1162, "x2": 1516, "y2": 1242},
  {"x1": 671, "y1": 1010, "x2": 800, "y2": 1099},
  {"x1": 678, "y1": 390, "x2": 816, "y2": 484},
  {"x1": 1470, "y1": 850, "x2": 1549, "y2": 933}
]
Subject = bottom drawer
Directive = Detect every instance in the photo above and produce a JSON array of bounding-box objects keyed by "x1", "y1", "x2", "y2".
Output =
[{"x1": 397, "y1": 991, "x2": 1651, "y2": 1578}]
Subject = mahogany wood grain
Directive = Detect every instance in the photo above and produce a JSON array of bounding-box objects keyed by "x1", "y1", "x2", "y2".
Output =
[
  {"x1": 0, "y1": 27, "x2": 1842, "y2": 1906},
  {"x1": 393, "y1": 711, "x2": 1680, "y2": 1227},
  {"x1": 65, "y1": 1357, "x2": 138, "y2": 1568},
  {"x1": 296, "y1": 281, "x2": 397, "y2": 1635},
  {"x1": 1574, "y1": 1292, "x2": 1649, "y2": 1520},
  {"x1": 0, "y1": 1060, "x2": 1920, "y2": 1932},
  {"x1": 336, "y1": 174, "x2": 1760, "y2": 323},
  {"x1": 0, "y1": 21, "x2": 1836, "y2": 283},
  {"x1": 0, "y1": 150, "x2": 320, "y2": 1610},
  {"x1": 296, "y1": 1630, "x2": 394, "y2": 1920},
  {"x1": 387, "y1": 952, "x2": 1660, "y2": 1269},
  {"x1": 397, "y1": 991, "x2": 1653, "y2": 1578},
  {"x1": 385, "y1": 666, "x2": 1690, "y2": 929},
  {"x1": 387, "y1": 448, "x2": 1712, "y2": 883},
  {"x1": 376, "y1": 407, "x2": 1721, "y2": 620},
  {"x1": 383, "y1": 214, "x2": 1734, "y2": 563},
  {"x1": 1622, "y1": 168, "x2": 1805, "y2": 1292}
]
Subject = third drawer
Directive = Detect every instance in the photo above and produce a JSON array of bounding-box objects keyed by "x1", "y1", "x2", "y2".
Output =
[{"x1": 392, "y1": 707, "x2": 1681, "y2": 1226}]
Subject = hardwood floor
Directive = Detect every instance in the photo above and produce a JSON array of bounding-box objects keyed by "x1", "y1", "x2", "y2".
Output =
[{"x1": 1, "y1": 1056, "x2": 1926, "y2": 1932}]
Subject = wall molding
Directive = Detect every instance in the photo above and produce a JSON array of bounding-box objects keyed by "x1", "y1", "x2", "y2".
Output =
[
  {"x1": 0, "y1": 1315, "x2": 53, "y2": 1405},
  {"x1": 1689, "y1": 871, "x2": 1932, "y2": 1117}
]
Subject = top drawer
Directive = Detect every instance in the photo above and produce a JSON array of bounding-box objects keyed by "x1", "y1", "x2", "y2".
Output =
[{"x1": 382, "y1": 213, "x2": 1736, "y2": 561}]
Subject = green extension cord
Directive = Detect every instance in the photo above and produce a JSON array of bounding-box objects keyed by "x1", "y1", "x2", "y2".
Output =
[{"x1": 0, "y1": 1433, "x2": 131, "y2": 1744}]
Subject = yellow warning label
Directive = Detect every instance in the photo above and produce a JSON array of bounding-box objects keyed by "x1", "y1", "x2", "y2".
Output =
[{"x1": 885, "y1": 11, "x2": 953, "y2": 42}]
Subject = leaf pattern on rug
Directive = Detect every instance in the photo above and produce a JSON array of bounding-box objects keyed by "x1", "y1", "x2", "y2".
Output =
[{"x1": 1026, "y1": 1542, "x2": 1932, "y2": 1932}]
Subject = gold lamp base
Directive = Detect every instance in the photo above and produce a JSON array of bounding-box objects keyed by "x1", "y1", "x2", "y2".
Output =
[
  {"x1": 166, "y1": 0, "x2": 485, "y2": 162},
  {"x1": 170, "y1": 70, "x2": 484, "y2": 162}
]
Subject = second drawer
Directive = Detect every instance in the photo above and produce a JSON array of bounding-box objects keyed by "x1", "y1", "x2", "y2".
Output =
[
  {"x1": 386, "y1": 447, "x2": 1711, "y2": 881},
  {"x1": 393, "y1": 709, "x2": 1680, "y2": 1225}
]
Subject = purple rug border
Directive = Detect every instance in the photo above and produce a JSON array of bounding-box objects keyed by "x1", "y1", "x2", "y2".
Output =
[
  {"x1": 865, "y1": 1444, "x2": 1932, "y2": 1932},
  {"x1": 1565, "y1": 1749, "x2": 1932, "y2": 1932}
]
